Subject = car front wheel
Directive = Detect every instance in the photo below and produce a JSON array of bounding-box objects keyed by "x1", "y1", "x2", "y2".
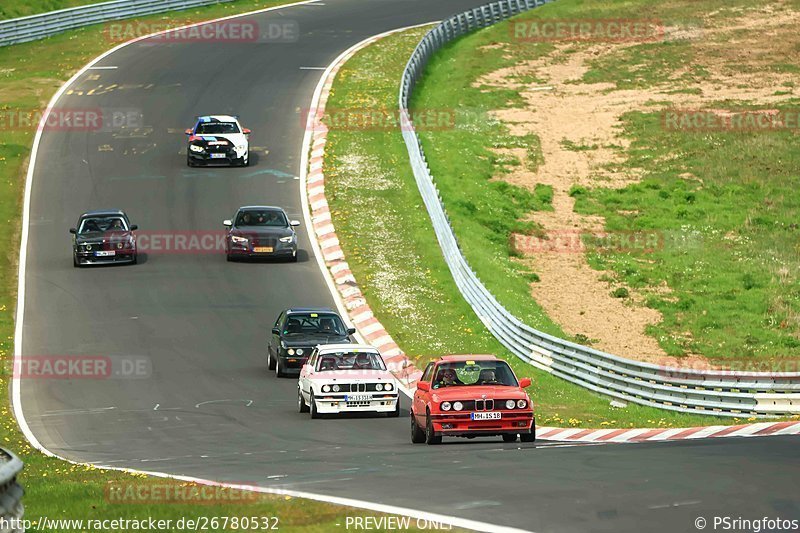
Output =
[
  {"x1": 275, "y1": 357, "x2": 285, "y2": 378},
  {"x1": 310, "y1": 393, "x2": 321, "y2": 419},
  {"x1": 502, "y1": 433, "x2": 518, "y2": 443},
  {"x1": 520, "y1": 429, "x2": 536, "y2": 443},
  {"x1": 388, "y1": 399, "x2": 400, "y2": 418},
  {"x1": 424, "y1": 413, "x2": 441, "y2": 445}
]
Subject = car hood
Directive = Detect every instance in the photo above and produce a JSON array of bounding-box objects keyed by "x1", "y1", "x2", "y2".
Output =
[
  {"x1": 429, "y1": 385, "x2": 529, "y2": 401},
  {"x1": 282, "y1": 334, "x2": 351, "y2": 347},
  {"x1": 190, "y1": 133, "x2": 247, "y2": 146},
  {"x1": 75, "y1": 231, "x2": 133, "y2": 244},
  {"x1": 232, "y1": 227, "x2": 293, "y2": 239},
  {"x1": 309, "y1": 370, "x2": 395, "y2": 381}
]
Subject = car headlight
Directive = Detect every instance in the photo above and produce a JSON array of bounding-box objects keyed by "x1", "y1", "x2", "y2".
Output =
[
  {"x1": 287, "y1": 348, "x2": 295, "y2": 355},
  {"x1": 189, "y1": 144, "x2": 204, "y2": 153},
  {"x1": 296, "y1": 348, "x2": 304, "y2": 356},
  {"x1": 279, "y1": 235, "x2": 294, "y2": 243},
  {"x1": 322, "y1": 385, "x2": 330, "y2": 393},
  {"x1": 375, "y1": 383, "x2": 383, "y2": 391},
  {"x1": 453, "y1": 401, "x2": 463, "y2": 411},
  {"x1": 517, "y1": 399, "x2": 527, "y2": 409},
  {"x1": 236, "y1": 145, "x2": 246, "y2": 151},
  {"x1": 116, "y1": 242, "x2": 123, "y2": 250},
  {"x1": 384, "y1": 383, "x2": 393, "y2": 391},
  {"x1": 332, "y1": 384, "x2": 340, "y2": 392},
  {"x1": 230, "y1": 235, "x2": 248, "y2": 244},
  {"x1": 505, "y1": 400, "x2": 516, "y2": 410},
  {"x1": 441, "y1": 401, "x2": 451, "y2": 411}
]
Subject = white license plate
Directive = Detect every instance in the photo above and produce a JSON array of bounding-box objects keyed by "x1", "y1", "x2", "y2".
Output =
[
  {"x1": 95, "y1": 250, "x2": 115, "y2": 257},
  {"x1": 471, "y1": 411, "x2": 501, "y2": 420},
  {"x1": 345, "y1": 394, "x2": 371, "y2": 402},
  {"x1": 210, "y1": 153, "x2": 226, "y2": 159}
]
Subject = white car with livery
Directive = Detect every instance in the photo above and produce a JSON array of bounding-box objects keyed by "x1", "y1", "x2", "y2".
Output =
[
  {"x1": 185, "y1": 115, "x2": 250, "y2": 167},
  {"x1": 298, "y1": 344, "x2": 400, "y2": 418}
]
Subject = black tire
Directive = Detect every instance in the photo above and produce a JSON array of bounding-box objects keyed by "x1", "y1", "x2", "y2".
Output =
[
  {"x1": 267, "y1": 349, "x2": 276, "y2": 370},
  {"x1": 502, "y1": 433, "x2": 518, "y2": 443},
  {"x1": 131, "y1": 253, "x2": 138, "y2": 265},
  {"x1": 187, "y1": 157, "x2": 195, "y2": 167},
  {"x1": 424, "y1": 413, "x2": 441, "y2": 445},
  {"x1": 275, "y1": 357, "x2": 285, "y2": 378},
  {"x1": 410, "y1": 413, "x2": 425, "y2": 444},
  {"x1": 310, "y1": 393, "x2": 321, "y2": 419},
  {"x1": 298, "y1": 388, "x2": 309, "y2": 413},
  {"x1": 520, "y1": 429, "x2": 536, "y2": 443},
  {"x1": 387, "y1": 399, "x2": 400, "y2": 418},
  {"x1": 287, "y1": 252, "x2": 298, "y2": 263},
  {"x1": 73, "y1": 254, "x2": 80, "y2": 268}
]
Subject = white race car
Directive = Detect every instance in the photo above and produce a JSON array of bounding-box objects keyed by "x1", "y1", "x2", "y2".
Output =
[
  {"x1": 298, "y1": 344, "x2": 400, "y2": 418},
  {"x1": 185, "y1": 115, "x2": 250, "y2": 167}
]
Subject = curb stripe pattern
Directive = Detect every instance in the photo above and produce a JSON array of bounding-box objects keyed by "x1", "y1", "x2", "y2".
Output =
[
  {"x1": 304, "y1": 32, "x2": 424, "y2": 389},
  {"x1": 303, "y1": 25, "x2": 800, "y2": 444}
]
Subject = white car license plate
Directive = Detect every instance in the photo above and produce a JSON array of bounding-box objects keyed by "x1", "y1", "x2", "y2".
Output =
[
  {"x1": 210, "y1": 153, "x2": 226, "y2": 159},
  {"x1": 95, "y1": 250, "x2": 115, "y2": 257},
  {"x1": 346, "y1": 394, "x2": 371, "y2": 402},
  {"x1": 471, "y1": 411, "x2": 501, "y2": 420}
]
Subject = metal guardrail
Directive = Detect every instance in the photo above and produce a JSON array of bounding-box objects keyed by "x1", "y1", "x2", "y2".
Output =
[
  {"x1": 0, "y1": 448, "x2": 23, "y2": 533},
  {"x1": 0, "y1": 0, "x2": 232, "y2": 47},
  {"x1": 398, "y1": 0, "x2": 800, "y2": 417}
]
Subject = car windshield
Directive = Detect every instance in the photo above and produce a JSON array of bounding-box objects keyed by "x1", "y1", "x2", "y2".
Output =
[
  {"x1": 432, "y1": 360, "x2": 518, "y2": 388},
  {"x1": 236, "y1": 210, "x2": 287, "y2": 227},
  {"x1": 283, "y1": 313, "x2": 347, "y2": 336},
  {"x1": 195, "y1": 121, "x2": 240, "y2": 135},
  {"x1": 316, "y1": 351, "x2": 386, "y2": 371},
  {"x1": 78, "y1": 216, "x2": 127, "y2": 234}
]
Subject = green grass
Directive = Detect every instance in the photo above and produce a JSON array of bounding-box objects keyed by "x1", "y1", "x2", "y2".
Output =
[
  {"x1": 0, "y1": 0, "x2": 102, "y2": 19},
  {"x1": 0, "y1": 2, "x2": 454, "y2": 530},
  {"x1": 321, "y1": 26, "x2": 757, "y2": 429},
  {"x1": 409, "y1": 0, "x2": 800, "y2": 366}
]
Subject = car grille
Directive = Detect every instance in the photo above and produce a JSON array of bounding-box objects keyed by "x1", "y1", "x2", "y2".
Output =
[
  {"x1": 340, "y1": 383, "x2": 386, "y2": 393},
  {"x1": 249, "y1": 237, "x2": 276, "y2": 247}
]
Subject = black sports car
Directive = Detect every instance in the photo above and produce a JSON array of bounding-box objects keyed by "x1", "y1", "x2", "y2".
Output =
[
  {"x1": 224, "y1": 206, "x2": 300, "y2": 262},
  {"x1": 69, "y1": 209, "x2": 138, "y2": 267},
  {"x1": 268, "y1": 308, "x2": 356, "y2": 377}
]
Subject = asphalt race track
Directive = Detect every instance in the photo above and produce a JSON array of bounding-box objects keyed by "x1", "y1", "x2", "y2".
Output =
[{"x1": 17, "y1": 1, "x2": 800, "y2": 531}]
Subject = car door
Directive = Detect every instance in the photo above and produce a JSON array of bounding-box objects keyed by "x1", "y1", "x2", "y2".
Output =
[
  {"x1": 269, "y1": 312, "x2": 285, "y2": 357},
  {"x1": 300, "y1": 349, "x2": 318, "y2": 399},
  {"x1": 414, "y1": 363, "x2": 435, "y2": 422}
]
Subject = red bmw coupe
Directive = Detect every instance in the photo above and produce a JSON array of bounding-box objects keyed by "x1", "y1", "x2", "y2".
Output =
[{"x1": 411, "y1": 355, "x2": 534, "y2": 445}]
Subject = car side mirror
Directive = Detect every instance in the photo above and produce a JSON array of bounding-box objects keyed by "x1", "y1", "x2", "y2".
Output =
[
  {"x1": 290, "y1": 220, "x2": 300, "y2": 227},
  {"x1": 242, "y1": 128, "x2": 251, "y2": 135},
  {"x1": 347, "y1": 327, "x2": 356, "y2": 335},
  {"x1": 69, "y1": 228, "x2": 77, "y2": 234},
  {"x1": 184, "y1": 128, "x2": 193, "y2": 135},
  {"x1": 416, "y1": 381, "x2": 431, "y2": 392},
  {"x1": 271, "y1": 327, "x2": 280, "y2": 335},
  {"x1": 130, "y1": 224, "x2": 138, "y2": 231},
  {"x1": 519, "y1": 377, "x2": 532, "y2": 388},
  {"x1": 223, "y1": 219, "x2": 232, "y2": 227}
]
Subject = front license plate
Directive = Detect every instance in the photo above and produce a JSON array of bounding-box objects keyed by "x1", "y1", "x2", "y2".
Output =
[
  {"x1": 345, "y1": 394, "x2": 370, "y2": 402},
  {"x1": 471, "y1": 412, "x2": 501, "y2": 420},
  {"x1": 254, "y1": 247, "x2": 273, "y2": 253},
  {"x1": 95, "y1": 250, "x2": 115, "y2": 257},
  {"x1": 210, "y1": 153, "x2": 226, "y2": 159}
]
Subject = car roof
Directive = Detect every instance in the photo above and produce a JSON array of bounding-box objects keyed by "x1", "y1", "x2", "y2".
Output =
[
  {"x1": 81, "y1": 209, "x2": 126, "y2": 217},
  {"x1": 285, "y1": 307, "x2": 337, "y2": 314},
  {"x1": 197, "y1": 115, "x2": 239, "y2": 123},
  {"x1": 316, "y1": 344, "x2": 379, "y2": 353},
  {"x1": 238, "y1": 205, "x2": 286, "y2": 212},
  {"x1": 438, "y1": 354, "x2": 499, "y2": 362}
]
